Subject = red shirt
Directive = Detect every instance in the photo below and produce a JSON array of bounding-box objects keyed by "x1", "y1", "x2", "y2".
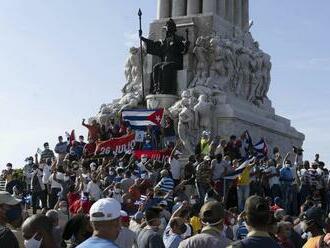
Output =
[{"x1": 70, "y1": 199, "x2": 93, "y2": 215}]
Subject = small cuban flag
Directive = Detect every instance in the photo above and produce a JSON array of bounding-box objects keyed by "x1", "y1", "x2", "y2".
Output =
[{"x1": 121, "y1": 109, "x2": 164, "y2": 130}]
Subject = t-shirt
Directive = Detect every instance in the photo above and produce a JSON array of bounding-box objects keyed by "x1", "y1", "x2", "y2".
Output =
[
  {"x1": 49, "y1": 173, "x2": 63, "y2": 189},
  {"x1": 77, "y1": 236, "x2": 118, "y2": 248},
  {"x1": 230, "y1": 231, "x2": 281, "y2": 248},
  {"x1": 302, "y1": 235, "x2": 321, "y2": 248},
  {"x1": 163, "y1": 224, "x2": 184, "y2": 248},
  {"x1": 264, "y1": 166, "x2": 280, "y2": 188},
  {"x1": 115, "y1": 227, "x2": 136, "y2": 248},
  {"x1": 42, "y1": 165, "x2": 51, "y2": 184},
  {"x1": 170, "y1": 158, "x2": 181, "y2": 180},
  {"x1": 210, "y1": 159, "x2": 226, "y2": 180},
  {"x1": 137, "y1": 227, "x2": 165, "y2": 248},
  {"x1": 87, "y1": 181, "x2": 102, "y2": 201}
]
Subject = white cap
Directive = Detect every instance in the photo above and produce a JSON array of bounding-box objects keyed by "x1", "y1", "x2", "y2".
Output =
[
  {"x1": 89, "y1": 198, "x2": 121, "y2": 222},
  {"x1": 174, "y1": 150, "x2": 183, "y2": 156},
  {"x1": 204, "y1": 156, "x2": 211, "y2": 161},
  {"x1": 0, "y1": 191, "x2": 21, "y2": 205}
]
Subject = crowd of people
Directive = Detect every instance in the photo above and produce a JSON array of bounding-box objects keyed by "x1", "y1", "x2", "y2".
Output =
[{"x1": 1, "y1": 117, "x2": 330, "y2": 248}]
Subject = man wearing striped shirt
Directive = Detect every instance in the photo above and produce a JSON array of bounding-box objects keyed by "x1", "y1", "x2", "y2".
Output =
[{"x1": 156, "y1": 170, "x2": 175, "y2": 201}]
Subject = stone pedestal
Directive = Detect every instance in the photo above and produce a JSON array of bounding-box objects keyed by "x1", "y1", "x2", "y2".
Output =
[
  {"x1": 213, "y1": 92, "x2": 305, "y2": 155},
  {"x1": 146, "y1": 94, "x2": 179, "y2": 109}
]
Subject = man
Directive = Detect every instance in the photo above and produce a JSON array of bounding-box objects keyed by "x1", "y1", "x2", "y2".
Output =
[
  {"x1": 279, "y1": 157, "x2": 294, "y2": 212},
  {"x1": 30, "y1": 164, "x2": 46, "y2": 214},
  {"x1": 264, "y1": 159, "x2": 281, "y2": 199},
  {"x1": 137, "y1": 207, "x2": 165, "y2": 248},
  {"x1": 54, "y1": 136, "x2": 68, "y2": 163},
  {"x1": 301, "y1": 207, "x2": 325, "y2": 248},
  {"x1": 3, "y1": 163, "x2": 14, "y2": 185},
  {"x1": 156, "y1": 170, "x2": 175, "y2": 198},
  {"x1": 48, "y1": 168, "x2": 64, "y2": 209},
  {"x1": 169, "y1": 149, "x2": 182, "y2": 186},
  {"x1": 229, "y1": 195, "x2": 281, "y2": 248},
  {"x1": 22, "y1": 214, "x2": 57, "y2": 248},
  {"x1": 178, "y1": 201, "x2": 229, "y2": 248},
  {"x1": 163, "y1": 202, "x2": 189, "y2": 248},
  {"x1": 195, "y1": 156, "x2": 212, "y2": 202},
  {"x1": 77, "y1": 198, "x2": 121, "y2": 248},
  {"x1": 0, "y1": 192, "x2": 22, "y2": 248},
  {"x1": 46, "y1": 210, "x2": 63, "y2": 248},
  {"x1": 87, "y1": 172, "x2": 102, "y2": 202},
  {"x1": 23, "y1": 157, "x2": 35, "y2": 191},
  {"x1": 82, "y1": 119, "x2": 100, "y2": 143},
  {"x1": 120, "y1": 171, "x2": 135, "y2": 194},
  {"x1": 237, "y1": 159, "x2": 255, "y2": 212},
  {"x1": 115, "y1": 210, "x2": 137, "y2": 248},
  {"x1": 40, "y1": 142, "x2": 55, "y2": 164}
]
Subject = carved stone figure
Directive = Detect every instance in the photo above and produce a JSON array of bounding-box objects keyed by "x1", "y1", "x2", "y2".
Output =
[
  {"x1": 194, "y1": 95, "x2": 212, "y2": 132},
  {"x1": 206, "y1": 37, "x2": 227, "y2": 90},
  {"x1": 140, "y1": 18, "x2": 190, "y2": 95},
  {"x1": 178, "y1": 97, "x2": 198, "y2": 154},
  {"x1": 122, "y1": 47, "x2": 144, "y2": 94},
  {"x1": 192, "y1": 36, "x2": 209, "y2": 87}
]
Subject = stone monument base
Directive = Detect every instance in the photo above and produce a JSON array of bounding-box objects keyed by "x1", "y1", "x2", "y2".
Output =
[
  {"x1": 213, "y1": 92, "x2": 305, "y2": 155},
  {"x1": 146, "y1": 94, "x2": 179, "y2": 109}
]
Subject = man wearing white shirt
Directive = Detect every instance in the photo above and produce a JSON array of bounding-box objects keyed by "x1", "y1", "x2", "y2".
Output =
[
  {"x1": 87, "y1": 172, "x2": 102, "y2": 202},
  {"x1": 48, "y1": 170, "x2": 63, "y2": 209},
  {"x1": 169, "y1": 150, "x2": 182, "y2": 186},
  {"x1": 264, "y1": 160, "x2": 281, "y2": 199}
]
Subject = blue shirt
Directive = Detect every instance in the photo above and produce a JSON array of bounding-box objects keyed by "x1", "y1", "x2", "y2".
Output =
[
  {"x1": 76, "y1": 236, "x2": 119, "y2": 248},
  {"x1": 279, "y1": 167, "x2": 293, "y2": 182},
  {"x1": 163, "y1": 225, "x2": 183, "y2": 248}
]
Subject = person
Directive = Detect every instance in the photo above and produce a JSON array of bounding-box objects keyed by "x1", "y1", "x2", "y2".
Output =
[
  {"x1": 163, "y1": 202, "x2": 189, "y2": 248},
  {"x1": 137, "y1": 207, "x2": 165, "y2": 248},
  {"x1": 48, "y1": 168, "x2": 64, "y2": 209},
  {"x1": 169, "y1": 147, "x2": 182, "y2": 186},
  {"x1": 156, "y1": 170, "x2": 175, "y2": 199},
  {"x1": 178, "y1": 201, "x2": 229, "y2": 248},
  {"x1": 46, "y1": 210, "x2": 64, "y2": 248},
  {"x1": 120, "y1": 171, "x2": 135, "y2": 194},
  {"x1": 115, "y1": 210, "x2": 137, "y2": 248},
  {"x1": 54, "y1": 136, "x2": 68, "y2": 163},
  {"x1": 40, "y1": 142, "x2": 55, "y2": 164},
  {"x1": 129, "y1": 211, "x2": 144, "y2": 235},
  {"x1": 0, "y1": 191, "x2": 22, "y2": 248},
  {"x1": 236, "y1": 159, "x2": 255, "y2": 212},
  {"x1": 195, "y1": 156, "x2": 212, "y2": 202},
  {"x1": 3, "y1": 163, "x2": 14, "y2": 185},
  {"x1": 23, "y1": 157, "x2": 35, "y2": 190},
  {"x1": 62, "y1": 214, "x2": 92, "y2": 247},
  {"x1": 264, "y1": 159, "x2": 281, "y2": 200},
  {"x1": 22, "y1": 214, "x2": 57, "y2": 248},
  {"x1": 301, "y1": 207, "x2": 326, "y2": 248},
  {"x1": 77, "y1": 198, "x2": 121, "y2": 248},
  {"x1": 229, "y1": 195, "x2": 281, "y2": 248},
  {"x1": 280, "y1": 158, "x2": 294, "y2": 212},
  {"x1": 82, "y1": 119, "x2": 100, "y2": 143},
  {"x1": 30, "y1": 164, "x2": 46, "y2": 214},
  {"x1": 276, "y1": 221, "x2": 295, "y2": 248},
  {"x1": 86, "y1": 172, "x2": 102, "y2": 202}
]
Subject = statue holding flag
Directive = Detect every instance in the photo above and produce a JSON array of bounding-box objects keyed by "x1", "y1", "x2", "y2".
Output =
[{"x1": 139, "y1": 18, "x2": 190, "y2": 95}]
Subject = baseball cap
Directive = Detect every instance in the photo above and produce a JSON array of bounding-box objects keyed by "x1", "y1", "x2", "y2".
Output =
[
  {"x1": 133, "y1": 211, "x2": 144, "y2": 221},
  {"x1": 0, "y1": 191, "x2": 21, "y2": 205},
  {"x1": 301, "y1": 207, "x2": 325, "y2": 228},
  {"x1": 204, "y1": 156, "x2": 211, "y2": 161},
  {"x1": 200, "y1": 201, "x2": 225, "y2": 225},
  {"x1": 89, "y1": 198, "x2": 121, "y2": 222}
]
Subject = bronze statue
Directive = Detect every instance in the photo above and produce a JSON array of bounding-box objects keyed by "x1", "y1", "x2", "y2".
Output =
[{"x1": 140, "y1": 19, "x2": 190, "y2": 95}]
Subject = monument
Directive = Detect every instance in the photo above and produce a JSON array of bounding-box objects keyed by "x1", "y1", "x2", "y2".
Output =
[{"x1": 94, "y1": 0, "x2": 305, "y2": 155}]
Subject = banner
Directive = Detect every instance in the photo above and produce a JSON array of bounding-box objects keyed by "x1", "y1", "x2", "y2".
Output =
[
  {"x1": 134, "y1": 149, "x2": 172, "y2": 161},
  {"x1": 95, "y1": 133, "x2": 135, "y2": 156}
]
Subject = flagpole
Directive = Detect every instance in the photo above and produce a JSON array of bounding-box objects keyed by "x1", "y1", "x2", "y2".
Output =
[{"x1": 138, "y1": 9, "x2": 145, "y2": 104}]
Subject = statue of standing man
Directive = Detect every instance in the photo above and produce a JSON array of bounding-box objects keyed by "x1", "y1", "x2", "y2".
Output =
[{"x1": 140, "y1": 19, "x2": 190, "y2": 95}]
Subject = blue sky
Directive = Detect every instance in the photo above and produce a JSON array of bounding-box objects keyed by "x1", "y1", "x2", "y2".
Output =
[{"x1": 0, "y1": 0, "x2": 329, "y2": 170}]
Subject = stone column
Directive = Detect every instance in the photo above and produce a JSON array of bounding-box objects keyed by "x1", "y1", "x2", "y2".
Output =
[
  {"x1": 187, "y1": 0, "x2": 201, "y2": 15},
  {"x1": 218, "y1": 0, "x2": 226, "y2": 18},
  {"x1": 234, "y1": 0, "x2": 242, "y2": 27},
  {"x1": 225, "y1": 0, "x2": 233, "y2": 23},
  {"x1": 172, "y1": 0, "x2": 187, "y2": 17},
  {"x1": 157, "y1": 0, "x2": 171, "y2": 19},
  {"x1": 203, "y1": 0, "x2": 217, "y2": 14},
  {"x1": 241, "y1": 0, "x2": 249, "y2": 31}
]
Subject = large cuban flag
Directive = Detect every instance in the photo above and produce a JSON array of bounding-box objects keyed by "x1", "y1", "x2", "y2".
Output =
[{"x1": 121, "y1": 109, "x2": 164, "y2": 130}]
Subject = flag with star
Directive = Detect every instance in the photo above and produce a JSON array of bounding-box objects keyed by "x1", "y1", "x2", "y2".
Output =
[{"x1": 121, "y1": 109, "x2": 164, "y2": 130}]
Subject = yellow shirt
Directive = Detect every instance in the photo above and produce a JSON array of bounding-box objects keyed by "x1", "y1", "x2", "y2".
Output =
[
  {"x1": 303, "y1": 236, "x2": 321, "y2": 248},
  {"x1": 190, "y1": 216, "x2": 202, "y2": 234},
  {"x1": 237, "y1": 165, "x2": 252, "y2": 186}
]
